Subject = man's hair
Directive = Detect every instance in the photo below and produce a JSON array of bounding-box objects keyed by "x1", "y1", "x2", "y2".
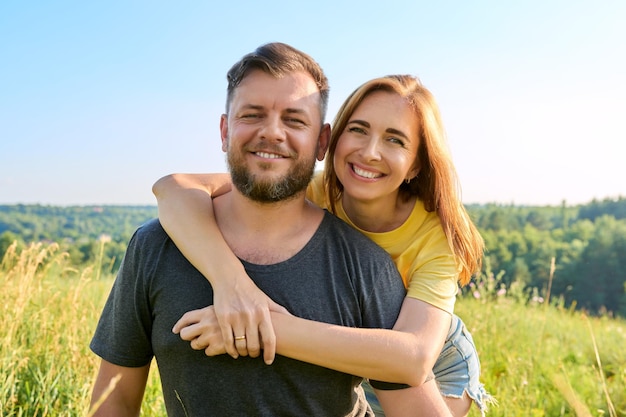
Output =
[{"x1": 225, "y1": 42, "x2": 329, "y2": 124}]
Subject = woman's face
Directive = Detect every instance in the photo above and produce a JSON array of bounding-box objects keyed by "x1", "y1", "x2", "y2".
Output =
[{"x1": 333, "y1": 90, "x2": 420, "y2": 203}]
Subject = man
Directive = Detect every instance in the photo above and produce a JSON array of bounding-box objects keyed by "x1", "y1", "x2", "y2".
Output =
[{"x1": 89, "y1": 42, "x2": 406, "y2": 416}]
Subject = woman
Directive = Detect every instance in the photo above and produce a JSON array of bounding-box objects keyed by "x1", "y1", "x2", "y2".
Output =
[{"x1": 154, "y1": 75, "x2": 494, "y2": 416}]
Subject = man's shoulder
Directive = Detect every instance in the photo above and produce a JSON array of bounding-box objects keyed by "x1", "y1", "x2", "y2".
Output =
[
  {"x1": 321, "y1": 212, "x2": 390, "y2": 255},
  {"x1": 128, "y1": 218, "x2": 169, "y2": 246},
  {"x1": 321, "y1": 210, "x2": 361, "y2": 234},
  {"x1": 119, "y1": 218, "x2": 181, "y2": 276}
]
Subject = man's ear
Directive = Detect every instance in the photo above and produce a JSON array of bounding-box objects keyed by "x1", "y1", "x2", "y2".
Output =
[
  {"x1": 220, "y1": 114, "x2": 229, "y2": 152},
  {"x1": 316, "y1": 123, "x2": 331, "y2": 161}
]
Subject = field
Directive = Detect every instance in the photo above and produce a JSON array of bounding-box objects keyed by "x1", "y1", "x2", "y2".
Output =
[{"x1": 1, "y1": 242, "x2": 625, "y2": 416}]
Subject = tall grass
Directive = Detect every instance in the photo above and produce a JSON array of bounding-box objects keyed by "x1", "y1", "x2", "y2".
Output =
[
  {"x1": 460, "y1": 271, "x2": 626, "y2": 416},
  {"x1": 0, "y1": 242, "x2": 164, "y2": 416},
  {"x1": 1, "y1": 242, "x2": 625, "y2": 416}
]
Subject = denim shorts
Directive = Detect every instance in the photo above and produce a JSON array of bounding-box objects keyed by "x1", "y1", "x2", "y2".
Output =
[{"x1": 363, "y1": 314, "x2": 495, "y2": 416}]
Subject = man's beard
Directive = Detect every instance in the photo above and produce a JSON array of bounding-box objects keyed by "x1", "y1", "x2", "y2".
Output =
[{"x1": 227, "y1": 148, "x2": 317, "y2": 203}]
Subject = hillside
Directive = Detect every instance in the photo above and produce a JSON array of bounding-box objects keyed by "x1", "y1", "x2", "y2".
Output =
[{"x1": 1, "y1": 242, "x2": 624, "y2": 415}]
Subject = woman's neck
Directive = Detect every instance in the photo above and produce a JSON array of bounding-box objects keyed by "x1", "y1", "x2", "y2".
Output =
[{"x1": 341, "y1": 194, "x2": 416, "y2": 233}]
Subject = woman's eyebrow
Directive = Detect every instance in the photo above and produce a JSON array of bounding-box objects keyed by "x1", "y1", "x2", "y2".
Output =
[
  {"x1": 386, "y1": 127, "x2": 409, "y2": 139},
  {"x1": 348, "y1": 119, "x2": 370, "y2": 128}
]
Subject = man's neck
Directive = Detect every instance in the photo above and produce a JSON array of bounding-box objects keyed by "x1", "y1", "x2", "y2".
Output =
[{"x1": 213, "y1": 190, "x2": 324, "y2": 264}]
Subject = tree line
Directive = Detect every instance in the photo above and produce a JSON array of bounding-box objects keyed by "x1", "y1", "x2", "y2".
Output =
[
  {"x1": 0, "y1": 205, "x2": 157, "y2": 275},
  {"x1": 1, "y1": 197, "x2": 625, "y2": 317},
  {"x1": 466, "y1": 196, "x2": 626, "y2": 317}
]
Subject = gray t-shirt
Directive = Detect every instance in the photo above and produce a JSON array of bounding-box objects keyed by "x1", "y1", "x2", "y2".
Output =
[{"x1": 91, "y1": 212, "x2": 406, "y2": 416}]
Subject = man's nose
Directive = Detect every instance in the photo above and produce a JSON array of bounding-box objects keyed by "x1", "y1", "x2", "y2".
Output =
[{"x1": 259, "y1": 115, "x2": 286, "y2": 142}]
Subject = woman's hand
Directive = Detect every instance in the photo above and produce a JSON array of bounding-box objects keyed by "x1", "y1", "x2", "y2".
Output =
[
  {"x1": 173, "y1": 306, "x2": 228, "y2": 357},
  {"x1": 211, "y1": 274, "x2": 290, "y2": 364},
  {"x1": 173, "y1": 280, "x2": 290, "y2": 364},
  {"x1": 153, "y1": 173, "x2": 290, "y2": 364}
]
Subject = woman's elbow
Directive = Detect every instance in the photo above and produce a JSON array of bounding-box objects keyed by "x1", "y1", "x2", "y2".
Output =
[
  {"x1": 406, "y1": 349, "x2": 439, "y2": 387},
  {"x1": 152, "y1": 174, "x2": 178, "y2": 198}
]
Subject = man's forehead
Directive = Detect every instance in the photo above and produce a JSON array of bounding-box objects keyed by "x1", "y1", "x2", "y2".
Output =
[{"x1": 232, "y1": 70, "x2": 321, "y2": 110}]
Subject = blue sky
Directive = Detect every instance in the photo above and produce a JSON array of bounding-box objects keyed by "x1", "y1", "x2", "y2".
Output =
[{"x1": 1, "y1": 1, "x2": 624, "y2": 206}]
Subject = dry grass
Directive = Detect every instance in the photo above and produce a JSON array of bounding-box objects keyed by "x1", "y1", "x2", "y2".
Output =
[{"x1": 0, "y1": 242, "x2": 164, "y2": 416}]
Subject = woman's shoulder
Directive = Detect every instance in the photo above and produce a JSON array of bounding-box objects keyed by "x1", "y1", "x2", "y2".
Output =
[{"x1": 406, "y1": 199, "x2": 444, "y2": 233}]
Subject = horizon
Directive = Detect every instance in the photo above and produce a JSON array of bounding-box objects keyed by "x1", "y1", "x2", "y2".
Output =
[{"x1": 2, "y1": 190, "x2": 624, "y2": 209}]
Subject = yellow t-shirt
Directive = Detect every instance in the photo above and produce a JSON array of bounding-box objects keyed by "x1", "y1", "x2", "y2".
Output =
[{"x1": 306, "y1": 172, "x2": 458, "y2": 314}]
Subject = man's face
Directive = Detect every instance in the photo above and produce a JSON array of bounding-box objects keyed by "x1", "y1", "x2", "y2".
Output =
[{"x1": 221, "y1": 69, "x2": 327, "y2": 202}]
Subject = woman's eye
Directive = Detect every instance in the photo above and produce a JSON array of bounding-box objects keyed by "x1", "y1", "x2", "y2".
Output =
[
  {"x1": 388, "y1": 137, "x2": 405, "y2": 146},
  {"x1": 348, "y1": 126, "x2": 366, "y2": 135}
]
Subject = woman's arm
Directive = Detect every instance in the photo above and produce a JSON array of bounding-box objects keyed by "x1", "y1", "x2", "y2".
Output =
[
  {"x1": 152, "y1": 173, "x2": 287, "y2": 365},
  {"x1": 374, "y1": 380, "x2": 453, "y2": 417},
  {"x1": 174, "y1": 296, "x2": 450, "y2": 386},
  {"x1": 273, "y1": 297, "x2": 450, "y2": 386}
]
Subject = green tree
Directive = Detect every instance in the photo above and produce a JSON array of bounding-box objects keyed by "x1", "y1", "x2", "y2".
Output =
[{"x1": 568, "y1": 216, "x2": 626, "y2": 314}]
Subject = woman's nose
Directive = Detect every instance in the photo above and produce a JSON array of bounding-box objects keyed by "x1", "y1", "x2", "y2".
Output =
[{"x1": 360, "y1": 137, "x2": 382, "y2": 160}]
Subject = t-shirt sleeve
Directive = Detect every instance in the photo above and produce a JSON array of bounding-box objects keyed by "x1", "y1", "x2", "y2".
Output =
[
  {"x1": 405, "y1": 226, "x2": 459, "y2": 314},
  {"x1": 406, "y1": 260, "x2": 458, "y2": 314},
  {"x1": 90, "y1": 224, "x2": 156, "y2": 367},
  {"x1": 368, "y1": 380, "x2": 411, "y2": 390}
]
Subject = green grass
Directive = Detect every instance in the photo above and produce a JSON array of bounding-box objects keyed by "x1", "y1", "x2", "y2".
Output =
[
  {"x1": 1, "y1": 242, "x2": 625, "y2": 416},
  {"x1": 458, "y1": 293, "x2": 626, "y2": 416}
]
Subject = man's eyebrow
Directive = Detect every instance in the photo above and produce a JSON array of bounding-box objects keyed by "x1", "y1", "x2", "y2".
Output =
[
  {"x1": 284, "y1": 108, "x2": 308, "y2": 115},
  {"x1": 240, "y1": 104, "x2": 264, "y2": 111},
  {"x1": 239, "y1": 105, "x2": 307, "y2": 116}
]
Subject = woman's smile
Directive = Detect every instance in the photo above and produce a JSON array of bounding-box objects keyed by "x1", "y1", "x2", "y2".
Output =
[{"x1": 351, "y1": 163, "x2": 384, "y2": 180}]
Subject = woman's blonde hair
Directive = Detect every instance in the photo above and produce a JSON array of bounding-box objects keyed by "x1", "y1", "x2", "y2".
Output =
[{"x1": 323, "y1": 75, "x2": 483, "y2": 285}]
